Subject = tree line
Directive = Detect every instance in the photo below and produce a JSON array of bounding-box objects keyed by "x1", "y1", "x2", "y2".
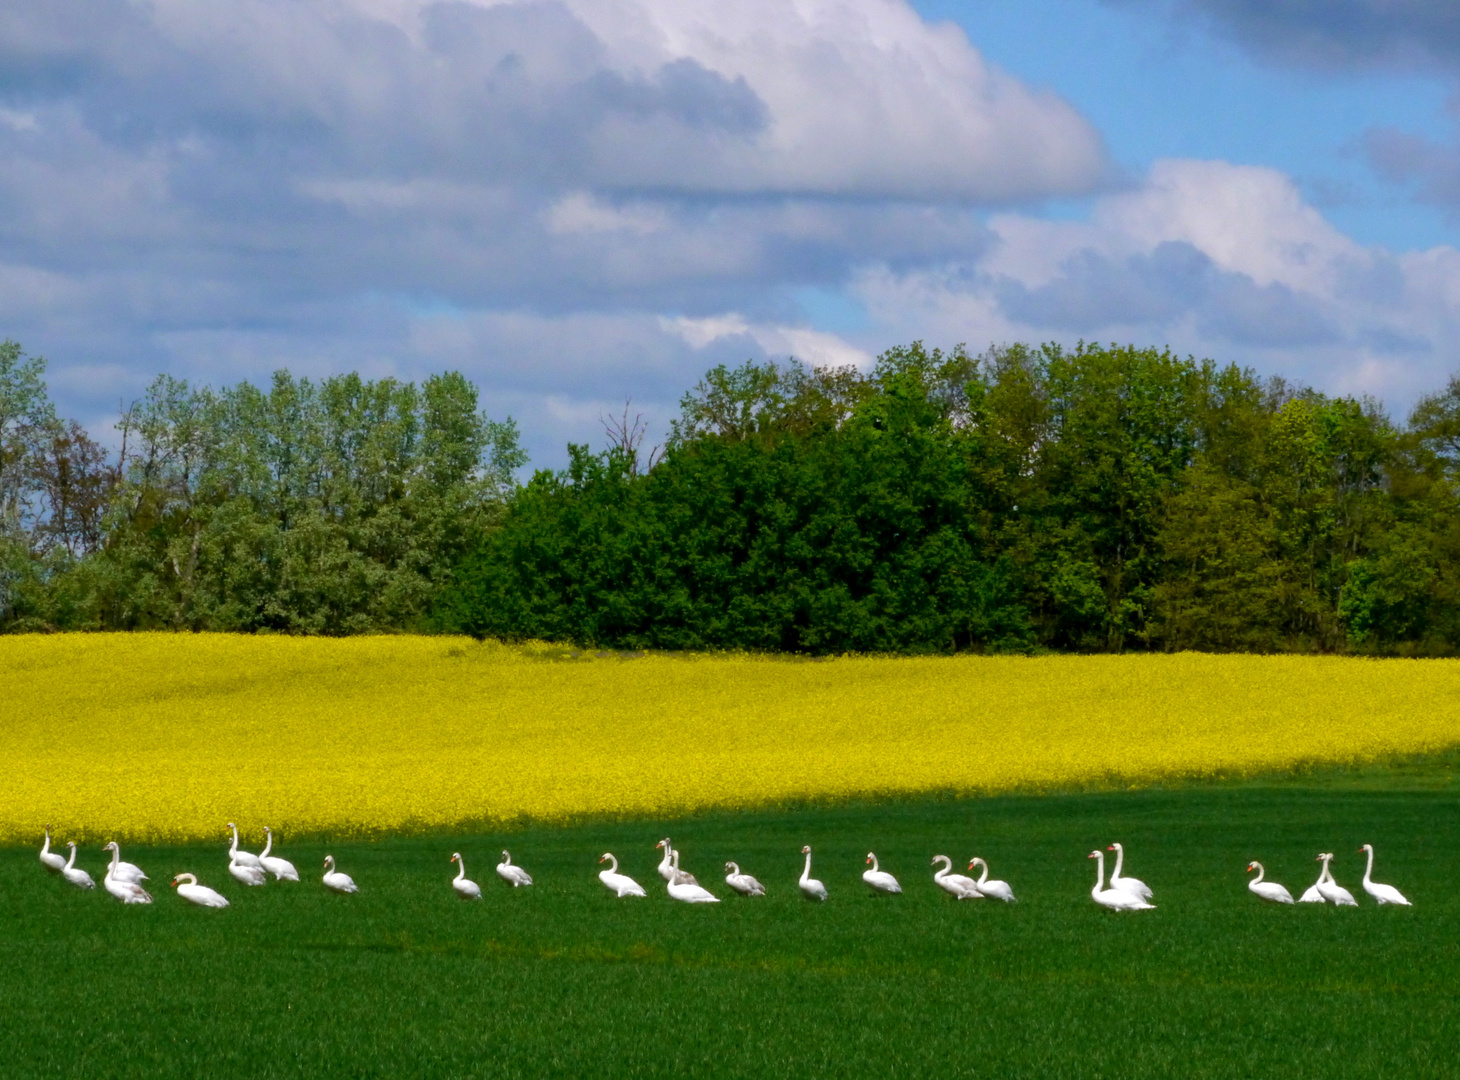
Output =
[{"x1": 5, "y1": 336, "x2": 1460, "y2": 652}]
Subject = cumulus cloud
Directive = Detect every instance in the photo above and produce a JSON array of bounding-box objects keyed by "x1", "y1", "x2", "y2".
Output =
[
  {"x1": 0, "y1": 0, "x2": 1108, "y2": 462},
  {"x1": 855, "y1": 159, "x2": 1460, "y2": 410}
]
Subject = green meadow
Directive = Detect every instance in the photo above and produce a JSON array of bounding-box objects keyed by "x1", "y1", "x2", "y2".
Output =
[{"x1": 3, "y1": 771, "x2": 1456, "y2": 1079}]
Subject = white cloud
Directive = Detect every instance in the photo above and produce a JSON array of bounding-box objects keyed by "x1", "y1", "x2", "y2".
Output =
[{"x1": 854, "y1": 158, "x2": 1460, "y2": 410}]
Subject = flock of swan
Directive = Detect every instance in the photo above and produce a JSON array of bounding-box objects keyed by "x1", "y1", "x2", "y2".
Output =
[{"x1": 35, "y1": 826, "x2": 1412, "y2": 910}]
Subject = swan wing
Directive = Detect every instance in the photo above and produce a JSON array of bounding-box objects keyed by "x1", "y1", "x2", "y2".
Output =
[
  {"x1": 1297, "y1": 884, "x2": 1325, "y2": 903},
  {"x1": 453, "y1": 878, "x2": 482, "y2": 899},
  {"x1": 979, "y1": 879, "x2": 1017, "y2": 902},
  {"x1": 1366, "y1": 882, "x2": 1411, "y2": 906},
  {"x1": 63, "y1": 868, "x2": 95, "y2": 889},
  {"x1": 40, "y1": 852, "x2": 66, "y2": 873},
  {"x1": 800, "y1": 878, "x2": 828, "y2": 901},
  {"x1": 261, "y1": 856, "x2": 299, "y2": 881}
]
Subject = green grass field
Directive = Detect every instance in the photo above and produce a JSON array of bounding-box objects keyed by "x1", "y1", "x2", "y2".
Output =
[{"x1": 4, "y1": 772, "x2": 1457, "y2": 1079}]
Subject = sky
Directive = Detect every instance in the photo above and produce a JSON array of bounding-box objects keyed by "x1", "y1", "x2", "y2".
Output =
[{"x1": 5, "y1": 0, "x2": 1460, "y2": 468}]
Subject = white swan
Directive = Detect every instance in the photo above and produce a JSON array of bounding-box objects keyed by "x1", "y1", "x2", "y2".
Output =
[
  {"x1": 103, "y1": 842, "x2": 153, "y2": 903},
  {"x1": 1246, "y1": 862, "x2": 1294, "y2": 904},
  {"x1": 1089, "y1": 850, "x2": 1154, "y2": 911},
  {"x1": 656, "y1": 838, "x2": 675, "y2": 882},
  {"x1": 60, "y1": 842, "x2": 95, "y2": 890},
  {"x1": 229, "y1": 854, "x2": 268, "y2": 887},
  {"x1": 669, "y1": 848, "x2": 699, "y2": 885},
  {"x1": 322, "y1": 854, "x2": 358, "y2": 893},
  {"x1": 931, "y1": 855, "x2": 979, "y2": 898},
  {"x1": 258, "y1": 827, "x2": 299, "y2": 881},
  {"x1": 1358, "y1": 844, "x2": 1411, "y2": 906},
  {"x1": 723, "y1": 861, "x2": 766, "y2": 897},
  {"x1": 862, "y1": 853, "x2": 902, "y2": 895},
  {"x1": 39, "y1": 825, "x2": 66, "y2": 873},
  {"x1": 171, "y1": 873, "x2": 229, "y2": 908},
  {"x1": 1107, "y1": 843, "x2": 1152, "y2": 900},
  {"x1": 969, "y1": 857, "x2": 1017, "y2": 902},
  {"x1": 598, "y1": 853, "x2": 646, "y2": 898},
  {"x1": 226, "y1": 823, "x2": 266, "y2": 874},
  {"x1": 1298, "y1": 854, "x2": 1330, "y2": 903},
  {"x1": 799, "y1": 845, "x2": 828, "y2": 901},
  {"x1": 496, "y1": 850, "x2": 533, "y2": 887},
  {"x1": 1315, "y1": 853, "x2": 1357, "y2": 907},
  {"x1": 450, "y1": 852, "x2": 482, "y2": 900},
  {"x1": 99, "y1": 841, "x2": 147, "y2": 884},
  {"x1": 667, "y1": 868, "x2": 720, "y2": 903}
]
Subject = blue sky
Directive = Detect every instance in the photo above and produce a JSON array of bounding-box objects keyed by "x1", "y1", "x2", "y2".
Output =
[{"x1": 4, "y1": 0, "x2": 1460, "y2": 467}]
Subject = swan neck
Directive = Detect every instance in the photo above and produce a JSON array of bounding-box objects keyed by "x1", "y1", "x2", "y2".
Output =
[
  {"x1": 1251, "y1": 863, "x2": 1264, "y2": 884},
  {"x1": 260, "y1": 831, "x2": 272, "y2": 858},
  {"x1": 801, "y1": 850, "x2": 812, "y2": 881},
  {"x1": 1091, "y1": 851, "x2": 1105, "y2": 894},
  {"x1": 41, "y1": 831, "x2": 50, "y2": 856},
  {"x1": 607, "y1": 854, "x2": 618, "y2": 872},
  {"x1": 1111, "y1": 845, "x2": 1124, "y2": 879},
  {"x1": 869, "y1": 854, "x2": 879, "y2": 872},
  {"x1": 109, "y1": 845, "x2": 119, "y2": 872},
  {"x1": 455, "y1": 856, "x2": 466, "y2": 882},
  {"x1": 975, "y1": 859, "x2": 989, "y2": 886},
  {"x1": 64, "y1": 844, "x2": 76, "y2": 871},
  {"x1": 1363, "y1": 846, "x2": 1374, "y2": 885},
  {"x1": 932, "y1": 855, "x2": 949, "y2": 875},
  {"x1": 229, "y1": 826, "x2": 238, "y2": 857}
]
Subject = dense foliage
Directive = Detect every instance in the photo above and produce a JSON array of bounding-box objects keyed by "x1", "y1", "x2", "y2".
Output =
[
  {"x1": 439, "y1": 342, "x2": 1460, "y2": 654},
  {"x1": 1, "y1": 341, "x2": 524, "y2": 633},
  {"x1": 6, "y1": 335, "x2": 1460, "y2": 651}
]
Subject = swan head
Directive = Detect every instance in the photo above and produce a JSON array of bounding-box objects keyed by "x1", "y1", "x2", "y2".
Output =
[
  {"x1": 801, "y1": 845, "x2": 811, "y2": 855},
  {"x1": 501, "y1": 850, "x2": 510, "y2": 861},
  {"x1": 865, "y1": 853, "x2": 874, "y2": 864},
  {"x1": 656, "y1": 839, "x2": 667, "y2": 851},
  {"x1": 450, "y1": 852, "x2": 461, "y2": 863},
  {"x1": 103, "y1": 841, "x2": 117, "y2": 852},
  {"x1": 724, "y1": 862, "x2": 736, "y2": 873},
  {"x1": 1107, "y1": 843, "x2": 1120, "y2": 852},
  {"x1": 1087, "y1": 850, "x2": 1100, "y2": 860},
  {"x1": 1247, "y1": 862, "x2": 1259, "y2": 872},
  {"x1": 323, "y1": 855, "x2": 334, "y2": 869},
  {"x1": 1359, "y1": 843, "x2": 1373, "y2": 853},
  {"x1": 67, "y1": 841, "x2": 77, "y2": 850},
  {"x1": 598, "y1": 853, "x2": 610, "y2": 864}
]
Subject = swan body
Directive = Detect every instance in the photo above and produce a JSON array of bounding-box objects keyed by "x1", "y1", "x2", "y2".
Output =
[
  {"x1": 322, "y1": 854, "x2": 358, "y2": 893},
  {"x1": 450, "y1": 852, "x2": 482, "y2": 900},
  {"x1": 969, "y1": 857, "x2": 1017, "y2": 902},
  {"x1": 1245, "y1": 862, "x2": 1294, "y2": 904},
  {"x1": 60, "y1": 842, "x2": 95, "y2": 890},
  {"x1": 799, "y1": 845, "x2": 828, "y2": 901},
  {"x1": 171, "y1": 873, "x2": 229, "y2": 908},
  {"x1": 229, "y1": 856, "x2": 268, "y2": 887},
  {"x1": 39, "y1": 826, "x2": 66, "y2": 873},
  {"x1": 667, "y1": 869, "x2": 720, "y2": 903},
  {"x1": 724, "y1": 862, "x2": 766, "y2": 896},
  {"x1": 1107, "y1": 843, "x2": 1152, "y2": 901},
  {"x1": 1089, "y1": 850, "x2": 1154, "y2": 911},
  {"x1": 598, "y1": 853, "x2": 646, "y2": 898},
  {"x1": 931, "y1": 855, "x2": 980, "y2": 898},
  {"x1": 226, "y1": 823, "x2": 266, "y2": 873},
  {"x1": 103, "y1": 842, "x2": 153, "y2": 903},
  {"x1": 863, "y1": 853, "x2": 902, "y2": 895},
  {"x1": 1359, "y1": 844, "x2": 1411, "y2": 906},
  {"x1": 1298, "y1": 855, "x2": 1330, "y2": 903},
  {"x1": 258, "y1": 827, "x2": 299, "y2": 881},
  {"x1": 496, "y1": 850, "x2": 533, "y2": 887},
  {"x1": 1315, "y1": 853, "x2": 1357, "y2": 907}
]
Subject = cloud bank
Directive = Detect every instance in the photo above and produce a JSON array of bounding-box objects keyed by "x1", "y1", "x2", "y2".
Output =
[{"x1": 1, "y1": 0, "x2": 1458, "y2": 466}]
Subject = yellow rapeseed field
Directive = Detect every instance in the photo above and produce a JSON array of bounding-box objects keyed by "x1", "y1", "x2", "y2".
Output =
[{"x1": 3, "y1": 634, "x2": 1459, "y2": 843}]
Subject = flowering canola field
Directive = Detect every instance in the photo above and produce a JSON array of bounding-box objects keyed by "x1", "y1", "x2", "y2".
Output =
[{"x1": 3, "y1": 634, "x2": 1459, "y2": 843}]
